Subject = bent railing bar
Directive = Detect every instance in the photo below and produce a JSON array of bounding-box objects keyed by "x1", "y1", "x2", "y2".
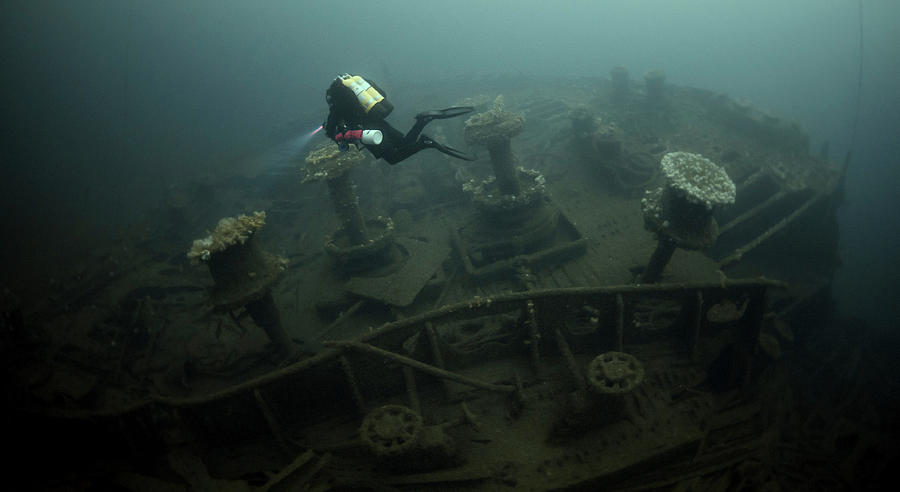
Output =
[
  {"x1": 325, "y1": 340, "x2": 516, "y2": 394},
  {"x1": 424, "y1": 321, "x2": 454, "y2": 400},
  {"x1": 719, "y1": 192, "x2": 829, "y2": 267},
  {"x1": 718, "y1": 190, "x2": 788, "y2": 236},
  {"x1": 554, "y1": 323, "x2": 586, "y2": 391}
]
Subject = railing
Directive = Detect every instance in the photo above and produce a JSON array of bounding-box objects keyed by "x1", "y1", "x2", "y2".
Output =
[{"x1": 42, "y1": 278, "x2": 784, "y2": 449}]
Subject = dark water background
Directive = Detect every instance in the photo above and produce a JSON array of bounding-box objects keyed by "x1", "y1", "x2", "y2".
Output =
[{"x1": 1, "y1": 0, "x2": 898, "y2": 328}]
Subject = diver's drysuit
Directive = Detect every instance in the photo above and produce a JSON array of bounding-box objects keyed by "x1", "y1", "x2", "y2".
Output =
[{"x1": 324, "y1": 74, "x2": 475, "y2": 164}]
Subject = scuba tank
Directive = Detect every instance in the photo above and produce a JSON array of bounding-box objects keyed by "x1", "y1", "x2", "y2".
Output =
[{"x1": 338, "y1": 74, "x2": 393, "y2": 119}]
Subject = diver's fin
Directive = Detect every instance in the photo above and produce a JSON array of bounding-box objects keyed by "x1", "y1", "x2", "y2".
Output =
[
  {"x1": 415, "y1": 106, "x2": 474, "y2": 123},
  {"x1": 422, "y1": 135, "x2": 477, "y2": 161}
]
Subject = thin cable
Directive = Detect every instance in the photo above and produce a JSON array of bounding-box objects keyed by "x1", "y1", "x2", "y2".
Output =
[{"x1": 847, "y1": 0, "x2": 864, "y2": 165}]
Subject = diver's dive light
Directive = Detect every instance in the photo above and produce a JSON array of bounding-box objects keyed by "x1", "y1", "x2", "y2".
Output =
[
  {"x1": 360, "y1": 130, "x2": 383, "y2": 145},
  {"x1": 335, "y1": 129, "x2": 383, "y2": 145}
]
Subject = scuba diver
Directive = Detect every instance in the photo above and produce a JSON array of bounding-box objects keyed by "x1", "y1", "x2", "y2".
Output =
[{"x1": 324, "y1": 73, "x2": 476, "y2": 164}]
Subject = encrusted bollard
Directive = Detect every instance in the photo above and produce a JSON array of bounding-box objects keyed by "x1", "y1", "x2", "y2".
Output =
[
  {"x1": 464, "y1": 95, "x2": 525, "y2": 196},
  {"x1": 187, "y1": 212, "x2": 296, "y2": 360},
  {"x1": 303, "y1": 142, "x2": 396, "y2": 272},
  {"x1": 640, "y1": 152, "x2": 735, "y2": 282}
]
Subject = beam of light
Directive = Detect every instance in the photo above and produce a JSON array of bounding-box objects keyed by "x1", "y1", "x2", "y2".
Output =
[
  {"x1": 284, "y1": 124, "x2": 324, "y2": 155},
  {"x1": 254, "y1": 124, "x2": 327, "y2": 173}
]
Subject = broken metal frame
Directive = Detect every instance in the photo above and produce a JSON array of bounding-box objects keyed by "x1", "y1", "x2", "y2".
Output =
[
  {"x1": 450, "y1": 210, "x2": 588, "y2": 281},
  {"x1": 719, "y1": 189, "x2": 831, "y2": 267},
  {"x1": 46, "y1": 278, "x2": 783, "y2": 440},
  {"x1": 715, "y1": 167, "x2": 840, "y2": 269}
]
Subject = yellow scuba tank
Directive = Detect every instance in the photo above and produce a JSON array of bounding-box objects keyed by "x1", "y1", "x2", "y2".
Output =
[{"x1": 338, "y1": 74, "x2": 393, "y2": 118}]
